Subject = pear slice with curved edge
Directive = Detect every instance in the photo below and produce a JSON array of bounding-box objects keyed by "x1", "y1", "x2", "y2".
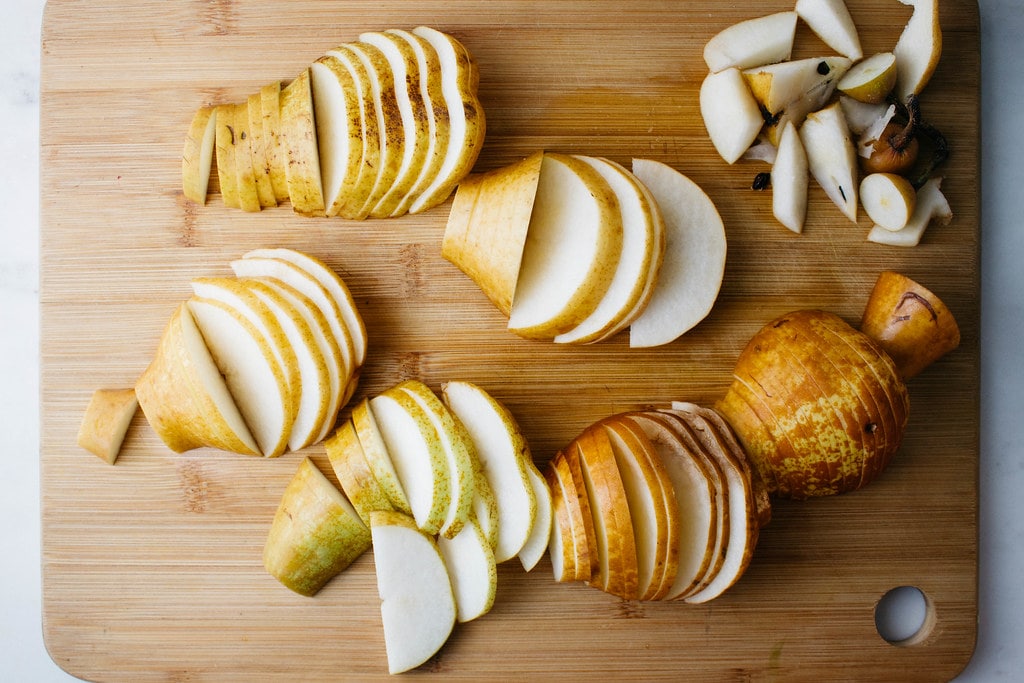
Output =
[
  {"x1": 310, "y1": 55, "x2": 364, "y2": 218},
  {"x1": 279, "y1": 68, "x2": 325, "y2": 216},
  {"x1": 894, "y1": 0, "x2": 942, "y2": 100},
  {"x1": 437, "y1": 517, "x2": 497, "y2": 623},
  {"x1": 181, "y1": 105, "x2": 216, "y2": 205},
  {"x1": 325, "y1": 417, "x2": 395, "y2": 525},
  {"x1": 350, "y1": 397, "x2": 412, "y2": 515},
  {"x1": 518, "y1": 462, "x2": 553, "y2": 571},
  {"x1": 703, "y1": 11, "x2": 798, "y2": 73}
]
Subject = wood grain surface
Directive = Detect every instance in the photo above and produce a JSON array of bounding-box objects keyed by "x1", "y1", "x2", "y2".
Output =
[{"x1": 39, "y1": 0, "x2": 980, "y2": 680}]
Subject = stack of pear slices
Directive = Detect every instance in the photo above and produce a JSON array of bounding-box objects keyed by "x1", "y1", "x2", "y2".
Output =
[
  {"x1": 181, "y1": 26, "x2": 485, "y2": 219},
  {"x1": 133, "y1": 248, "x2": 367, "y2": 459},
  {"x1": 548, "y1": 405, "x2": 770, "y2": 603},
  {"x1": 698, "y1": 0, "x2": 951, "y2": 244},
  {"x1": 443, "y1": 152, "x2": 727, "y2": 348},
  {"x1": 265, "y1": 379, "x2": 553, "y2": 674}
]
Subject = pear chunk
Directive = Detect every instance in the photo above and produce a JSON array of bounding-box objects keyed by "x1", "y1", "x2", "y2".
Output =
[
  {"x1": 795, "y1": 0, "x2": 863, "y2": 60},
  {"x1": 894, "y1": 0, "x2": 943, "y2": 100},
  {"x1": 699, "y1": 67, "x2": 764, "y2": 164},
  {"x1": 860, "y1": 172, "x2": 917, "y2": 231},
  {"x1": 800, "y1": 101, "x2": 859, "y2": 222},
  {"x1": 771, "y1": 121, "x2": 809, "y2": 234},
  {"x1": 703, "y1": 11, "x2": 798, "y2": 73},
  {"x1": 77, "y1": 388, "x2": 139, "y2": 465},
  {"x1": 369, "y1": 510, "x2": 456, "y2": 675},
  {"x1": 867, "y1": 176, "x2": 951, "y2": 247}
]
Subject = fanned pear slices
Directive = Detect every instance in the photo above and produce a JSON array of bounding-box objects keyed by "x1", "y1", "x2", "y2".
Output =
[{"x1": 181, "y1": 27, "x2": 484, "y2": 219}]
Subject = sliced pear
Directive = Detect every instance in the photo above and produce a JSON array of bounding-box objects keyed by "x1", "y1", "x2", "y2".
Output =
[
  {"x1": 437, "y1": 517, "x2": 497, "y2": 623},
  {"x1": 771, "y1": 120, "x2": 809, "y2": 234},
  {"x1": 442, "y1": 150, "x2": 543, "y2": 316},
  {"x1": 471, "y1": 454, "x2": 500, "y2": 553},
  {"x1": 135, "y1": 303, "x2": 259, "y2": 456},
  {"x1": 441, "y1": 380, "x2": 537, "y2": 563},
  {"x1": 555, "y1": 156, "x2": 664, "y2": 345},
  {"x1": 186, "y1": 296, "x2": 294, "y2": 457},
  {"x1": 518, "y1": 462, "x2": 553, "y2": 571},
  {"x1": 894, "y1": 0, "x2": 942, "y2": 100},
  {"x1": 408, "y1": 26, "x2": 486, "y2": 214},
  {"x1": 507, "y1": 152, "x2": 623, "y2": 339},
  {"x1": 397, "y1": 380, "x2": 476, "y2": 540},
  {"x1": 213, "y1": 104, "x2": 239, "y2": 208},
  {"x1": 279, "y1": 69, "x2": 325, "y2": 216},
  {"x1": 838, "y1": 52, "x2": 898, "y2": 104},
  {"x1": 628, "y1": 159, "x2": 727, "y2": 348},
  {"x1": 545, "y1": 464, "x2": 575, "y2": 582},
  {"x1": 867, "y1": 176, "x2": 951, "y2": 247},
  {"x1": 246, "y1": 93, "x2": 277, "y2": 208},
  {"x1": 77, "y1": 388, "x2": 138, "y2": 465},
  {"x1": 800, "y1": 101, "x2": 859, "y2": 222},
  {"x1": 370, "y1": 390, "x2": 451, "y2": 536},
  {"x1": 350, "y1": 397, "x2": 413, "y2": 515},
  {"x1": 325, "y1": 418, "x2": 395, "y2": 524},
  {"x1": 369, "y1": 510, "x2": 456, "y2": 675},
  {"x1": 181, "y1": 105, "x2": 217, "y2": 204},
  {"x1": 231, "y1": 101, "x2": 262, "y2": 213},
  {"x1": 259, "y1": 81, "x2": 290, "y2": 203},
  {"x1": 699, "y1": 67, "x2": 764, "y2": 164},
  {"x1": 552, "y1": 449, "x2": 598, "y2": 582},
  {"x1": 310, "y1": 55, "x2": 364, "y2": 218},
  {"x1": 795, "y1": 0, "x2": 863, "y2": 60},
  {"x1": 359, "y1": 31, "x2": 432, "y2": 218},
  {"x1": 384, "y1": 28, "x2": 451, "y2": 217},
  {"x1": 860, "y1": 172, "x2": 917, "y2": 231},
  {"x1": 703, "y1": 11, "x2": 798, "y2": 73},
  {"x1": 263, "y1": 457, "x2": 370, "y2": 596}
]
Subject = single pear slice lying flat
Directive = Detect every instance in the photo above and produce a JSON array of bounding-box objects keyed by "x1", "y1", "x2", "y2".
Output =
[
  {"x1": 370, "y1": 510, "x2": 457, "y2": 675},
  {"x1": 518, "y1": 462, "x2": 553, "y2": 571}
]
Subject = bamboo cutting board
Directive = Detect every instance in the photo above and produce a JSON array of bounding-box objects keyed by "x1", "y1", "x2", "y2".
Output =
[{"x1": 39, "y1": 1, "x2": 980, "y2": 680}]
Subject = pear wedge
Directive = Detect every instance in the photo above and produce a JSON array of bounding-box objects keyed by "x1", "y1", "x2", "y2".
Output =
[
  {"x1": 744, "y1": 56, "x2": 852, "y2": 144},
  {"x1": 699, "y1": 67, "x2": 764, "y2": 164},
  {"x1": 771, "y1": 120, "x2": 810, "y2": 234},
  {"x1": 279, "y1": 69, "x2": 325, "y2": 216},
  {"x1": 181, "y1": 105, "x2": 216, "y2": 205},
  {"x1": 263, "y1": 457, "x2": 370, "y2": 597},
  {"x1": 703, "y1": 11, "x2": 798, "y2": 73},
  {"x1": 795, "y1": 0, "x2": 863, "y2": 60},
  {"x1": 800, "y1": 101, "x2": 859, "y2": 222},
  {"x1": 77, "y1": 388, "x2": 138, "y2": 465},
  {"x1": 894, "y1": 0, "x2": 942, "y2": 100}
]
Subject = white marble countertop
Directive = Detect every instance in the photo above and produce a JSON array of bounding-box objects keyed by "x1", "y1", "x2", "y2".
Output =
[{"x1": 5, "y1": 1, "x2": 1020, "y2": 680}]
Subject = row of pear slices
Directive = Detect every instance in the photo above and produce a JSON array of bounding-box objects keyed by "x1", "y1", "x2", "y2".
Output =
[
  {"x1": 263, "y1": 379, "x2": 552, "y2": 673},
  {"x1": 549, "y1": 404, "x2": 771, "y2": 603},
  {"x1": 182, "y1": 26, "x2": 485, "y2": 219},
  {"x1": 134, "y1": 248, "x2": 366, "y2": 459},
  {"x1": 443, "y1": 152, "x2": 727, "y2": 348}
]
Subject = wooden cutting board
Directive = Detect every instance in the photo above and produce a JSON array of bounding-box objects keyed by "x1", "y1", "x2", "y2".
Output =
[{"x1": 39, "y1": 0, "x2": 980, "y2": 680}]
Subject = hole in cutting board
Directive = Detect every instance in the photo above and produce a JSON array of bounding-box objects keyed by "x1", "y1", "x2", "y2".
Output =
[{"x1": 875, "y1": 585, "x2": 935, "y2": 645}]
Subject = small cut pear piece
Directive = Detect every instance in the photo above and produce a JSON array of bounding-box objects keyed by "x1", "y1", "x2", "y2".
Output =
[
  {"x1": 795, "y1": 0, "x2": 863, "y2": 60},
  {"x1": 894, "y1": 0, "x2": 943, "y2": 100},
  {"x1": 867, "y1": 176, "x2": 952, "y2": 248},
  {"x1": 703, "y1": 11, "x2": 798, "y2": 73},
  {"x1": 263, "y1": 457, "x2": 370, "y2": 597},
  {"x1": 369, "y1": 510, "x2": 456, "y2": 675},
  {"x1": 135, "y1": 303, "x2": 259, "y2": 456},
  {"x1": 860, "y1": 172, "x2": 917, "y2": 231},
  {"x1": 213, "y1": 104, "x2": 239, "y2": 208},
  {"x1": 838, "y1": 52, "x2": 898, "y2": 104},
  {"x1": 744, "y1": 56, "x2": 852, "y2": 145},
  {"x1": 181, "y1": 105, "x2": 216, "y2": 204},
  {"x1": 279, "y1": 68, "x2": 325, "y2": 216},
  {"x1": 629, "y1": 159, "x2": 727, "y2": 347},
  {"x1": 77, "y1": 388, "x2": 138, "y2": 465},
  {"x1": 800, "y1": 101, "x2": 859, "y2": 222},
  {"x1": 771, "y1": 121, "x2": 809, "y2": 234},
  {"x1": 860, "y1": 270, "x2": 960, "y2": 380},
  {"x1": 699, "y1": 67, "x2": 764, "y2": 164}
]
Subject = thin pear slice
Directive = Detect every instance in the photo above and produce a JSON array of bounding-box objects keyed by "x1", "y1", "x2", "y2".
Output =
[
  {"x1": 186, "y1": 296, "x2": 293, "y2": 457},
  {"x1": 135, "y1": 303, "x2": 259, "y2": 456},
  {"x1": 772, "y1": 120, "x2": 809, "y2": 234},
  {"x1": 397, "y1": 380, "x2": 475, "y2": 540},
  {"x1": 279, "y1": 68, "x2": 325, "y2": 216},
  {"x1": 325, "y1": 418, "x2": 395, "y2": 524},
  {"x1": 629, "y1": 159, "x2": 727, "y2": 348},
  {"x1": 471, "y1": 454, "x2": 499, "y2": 553},
  {"x1": 369, "y1": 510, "x2": 456, "y2": 675},
  {"x1": 310, "y1": 55, "x2": 364, "y2": 218},
  {"x1": 800, "y1": 101, "x2": 859, "y2": 222},
  {"x1": 385, "y1": 28, "x2": 451, "y2": 217},
  {"x1": 442, "y1": 151, "x2": 543, "y2": 316},
  {"x1": 350, "y1": 397, "x2": 413, "y2": 515},
  {"x1": 795, "y1": 0, "x2": 863, "y2": 60},
  {"x1": 181, "y1": 105, "x2": 216, "y2": 204},
  {"x1": 518, "y1": 462, "x2": 553, "y2": 571},
  {"x1": 246, "y1": 93, "x2": 277, "y2": 208},
  {"x1": 550, "y1": 453, "x2": 593, "y2": 582},
  {"x1": 238, "y1": 279, "x2": 332, "y2": 450},
  {"x1": 545, "y1": 463, "x2": 576, "y2": 582},
  {"x1": 243, "y1": 248, "x2": 367, "y2": 368},
  {"x1": 627, "y1": 412, "x2": 715, "y2": 601},
  {"x1": 213, "y1": 104, "x2": 239, "y2": 208},
  {"x1": 232, "y1": 101, "x2": 262, "y2": 213},
  {"x1": 78, "y1": 388, "x2": 138, "y2": 465},
  {"x1": 259, "y1": 81, "x2": 289, "y2": 203},
  {"x1": 408, "y1": 26, "x2": 486, "y2": 214},
  {"x1": 263, "y1": 457, "x2": 370, "y2": 596},
  {"x1": 601, "y1": 417, "x2": 674, "y2": 601},
  {"x1": 574, "y1": 427, "x2": 639, "y2": 600},
  {"x1": 703, "y1": 11, "x2": 798, "y2": 73},
  {"x1": 437, "y1": 518, "x2": 497, "y2": 623},
  {"x1": 359, "y1": 31, "x2": 431, "y2": 218},
  {"x1": 894, "y1": 0, "x2": 942, "y2": 100},
  {"x1": 441, "y1": 380, "x2": 537, "y2": 562},
  {"x1": 699, "y1": 67, "x2": 764, "y2": 164},
  {"x1": 370, "y1": 390, "x2": 451, "y2": 536},
  {"x1": 555, "y1": 156, "x2": 664, "y2": 345},
  {"x1": 507, "y1": 152, "x2": 624, "y2": 339}
]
